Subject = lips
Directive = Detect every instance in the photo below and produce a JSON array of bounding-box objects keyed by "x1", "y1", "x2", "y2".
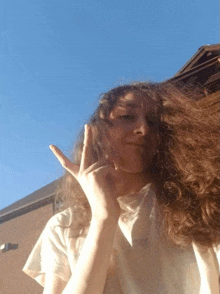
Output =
[
  {"x1": 125, "y1": 140, "x2": 147, "y2": 146},
  {"x1": 126, "y1": 143, "x2": 146, "y2": 146}
]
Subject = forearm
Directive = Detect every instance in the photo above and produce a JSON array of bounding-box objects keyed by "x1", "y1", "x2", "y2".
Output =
[{"x1": 62, "y1": 216, "x2": 118, "y2": 294}]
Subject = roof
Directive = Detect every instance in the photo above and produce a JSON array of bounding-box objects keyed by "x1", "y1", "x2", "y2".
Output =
[
  {"x1": 170, "y1": 44, "x2": 220, "y2": 93},
  {"x1": 174, "y1": 44, "x2": 220, "y2": 76},
  {"x1": 0, "y1": 179, "x2": 60, "y2": 223}
]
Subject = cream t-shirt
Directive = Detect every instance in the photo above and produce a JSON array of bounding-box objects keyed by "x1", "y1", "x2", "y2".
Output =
[{"x1": 23, "y1": 184, "x2": 219, "y2": 293}]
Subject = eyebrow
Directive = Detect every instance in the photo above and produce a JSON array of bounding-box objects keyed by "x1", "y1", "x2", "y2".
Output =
[
  {"x1": 115, "y1": 102, "x2": 159, "y2": 119},
  {"x1": 117, "y1": 102, "x2": 138, "y2": 108}
]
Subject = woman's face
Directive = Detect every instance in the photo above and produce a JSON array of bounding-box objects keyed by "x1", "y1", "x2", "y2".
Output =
[{"x1": 108, "y1": 91, "x2": 160, "y2": 173}]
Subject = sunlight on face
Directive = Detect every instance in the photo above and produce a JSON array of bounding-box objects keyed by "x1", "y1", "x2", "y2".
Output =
[{"x1": 108, "y1": 91, "x2": 160, "y2": 173}]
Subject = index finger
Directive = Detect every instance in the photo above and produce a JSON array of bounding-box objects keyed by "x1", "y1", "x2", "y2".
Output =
[
  {"x1": 80, "y1": 124, "x2": 95, "y2": 172},
  {"x1": 49, "y1": 145, "x2": 79, "y2": 177}
]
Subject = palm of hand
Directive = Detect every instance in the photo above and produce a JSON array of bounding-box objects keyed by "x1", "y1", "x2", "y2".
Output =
[{"x1": 49, "y1": 124, "x2": 121, "y2": 220}]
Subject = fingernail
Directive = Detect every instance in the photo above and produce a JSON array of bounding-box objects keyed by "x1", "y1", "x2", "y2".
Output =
[{"x1": 49, "y1": 145, "x2": 54, "y2": 151}]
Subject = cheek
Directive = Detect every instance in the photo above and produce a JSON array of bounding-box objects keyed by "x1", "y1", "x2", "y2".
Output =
[
  {"x1": 107, "y1": 128, "x2": 124, "y2": 159},
  {"x1": 108, "y1": 126, "x2": 126, "y2": 143},
  {"x1": 151, "y1": 138, "x2": 159, "y2": 157},
  {"x1": 152, "y1": 134, "x2": 159, "y2": 148},
  {"x1": 150, "y1": 129, "x2": 160, "y2": 145}
]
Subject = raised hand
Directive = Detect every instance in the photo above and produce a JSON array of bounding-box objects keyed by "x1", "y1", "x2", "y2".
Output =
[{"x1": 49, "y1": 124, "x2": 121, "y2": 221}]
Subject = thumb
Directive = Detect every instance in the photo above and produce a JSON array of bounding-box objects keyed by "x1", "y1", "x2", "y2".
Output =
[{"x1": 49, "y1": 145, "x2": 79, "y2": 178}]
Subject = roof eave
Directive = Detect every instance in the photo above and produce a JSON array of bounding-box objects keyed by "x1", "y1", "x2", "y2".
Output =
[{"x1": 174, "y1": 44, "x2": 220, "y2": 77}]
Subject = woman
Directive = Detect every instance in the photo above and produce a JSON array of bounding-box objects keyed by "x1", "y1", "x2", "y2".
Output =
[{"x1": 23, "y1": 82, "x2": 219, "y2": 294}]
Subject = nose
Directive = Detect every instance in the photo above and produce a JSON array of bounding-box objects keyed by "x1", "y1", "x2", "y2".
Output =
[{"x1": 133, "y1": 118, "x2": 149, "y2": 136}]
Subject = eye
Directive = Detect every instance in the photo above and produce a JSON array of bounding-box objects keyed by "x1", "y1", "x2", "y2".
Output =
[
  {"x1": 119, "y1": 115, "x2": 135, "y2": 121},
  {"x1": 148, "y1": 120, "x2": 155, "y2": 126},
  {"x1": 146, "y1": 118, "x2": 157, "y2": 127}
]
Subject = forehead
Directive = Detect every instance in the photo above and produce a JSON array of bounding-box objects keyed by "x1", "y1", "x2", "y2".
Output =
[{"x1": 113, "y1": 91, "x2": 158, "y2": 113}]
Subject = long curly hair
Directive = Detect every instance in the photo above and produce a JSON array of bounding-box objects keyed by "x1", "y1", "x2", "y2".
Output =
[{"x1": 55, "y1": 82, "x2": 219, "y2": 247}]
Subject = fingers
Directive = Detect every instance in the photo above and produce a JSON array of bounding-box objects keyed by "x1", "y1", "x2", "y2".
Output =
[
  {"x1": 83, "y1": 158, "x2": 111, "y2": 174},
  {"x1": 49, "y1": 124, "x2": 104, "y2": 177},
  {"x1": 80, "y1": 124, "x2": 95, "y2": 172},
  {"x1": 49, "y1": 145, "x2": 79, "y2": 178}
]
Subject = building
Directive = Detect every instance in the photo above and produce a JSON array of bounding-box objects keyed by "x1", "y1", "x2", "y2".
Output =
[
  {"x1": 0, "y1": 180, "x2": 60, "y2": 294},
  {"x1": 0, "y1": 44, "x2": 219, "y2": 294},
  {"x1": 170, "y1": 43, "x2": 219, "y2": 117}
]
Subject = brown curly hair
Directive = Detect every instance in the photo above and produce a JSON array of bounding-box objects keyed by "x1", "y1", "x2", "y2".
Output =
[{"x1": 55, "y1": 82, "x2": 219, "y2": 247}]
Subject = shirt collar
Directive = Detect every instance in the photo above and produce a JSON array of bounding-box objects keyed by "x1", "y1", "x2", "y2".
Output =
[
  {"x1": 117, "y1": 183, "x2": 158, "y2": 246},
  {"x1": 117, "y1": 183, "x2": 154, "y2": 214}
]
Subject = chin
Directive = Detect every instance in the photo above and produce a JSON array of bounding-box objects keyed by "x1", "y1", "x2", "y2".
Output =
[{"x1": 114, "y1": 156, "x2": 153, "y2": 174}]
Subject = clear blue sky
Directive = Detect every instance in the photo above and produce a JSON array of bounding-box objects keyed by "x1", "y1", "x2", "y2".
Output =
[{"x1": 0, "y1": 0, "x2": 219, "y2": 210}]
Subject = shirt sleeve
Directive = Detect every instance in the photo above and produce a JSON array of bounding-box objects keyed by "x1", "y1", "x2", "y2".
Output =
[
  {"x1": 213, "y1": 244, "x2": 220, "y2": 271},
  {"x1": 22, "y1": 211, "x2": 72, "y2": 287},
  {"x1": 192, "y1": 242, "x2": 220, "y2": 294}
]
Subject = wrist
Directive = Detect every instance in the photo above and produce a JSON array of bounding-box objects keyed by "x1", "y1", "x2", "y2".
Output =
[
  {"x1": 91, "y1": 205, "x2": 120, "y2": 223},
  {"x1": 91, "y1": 213, "x2": 119, "y2": 228}
]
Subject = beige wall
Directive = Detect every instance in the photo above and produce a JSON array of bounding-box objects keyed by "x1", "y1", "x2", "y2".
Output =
[{"x1": 0, "y1": 204, "x2": 53, "y2": 294}]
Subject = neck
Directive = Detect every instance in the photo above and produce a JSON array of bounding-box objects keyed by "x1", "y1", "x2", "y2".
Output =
[{"x1": 116, "y1": 170, "x2": 151, "y2": 196}]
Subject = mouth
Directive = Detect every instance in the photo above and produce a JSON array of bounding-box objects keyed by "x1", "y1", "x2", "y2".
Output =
[
  {"x1": 125, "y1": 143, "x2": 147, "y2": 151},
  {"x1": 126, "y1": 142, "x2": 147, "y2": 147}
]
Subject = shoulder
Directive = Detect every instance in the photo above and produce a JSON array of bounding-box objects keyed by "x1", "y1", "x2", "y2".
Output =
[
  {"x1": 45, "y1": 206, "x2": 87, "y2": 242},
  {"x1": 42, "y1": 207, "x2": 74, "y2": 243},
  {"x1": 23, "y1": 208, "x2": 73, "y2": 287},
  {"x1": 46, "y1": 207, "x2": 74, "y2": 229}
]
